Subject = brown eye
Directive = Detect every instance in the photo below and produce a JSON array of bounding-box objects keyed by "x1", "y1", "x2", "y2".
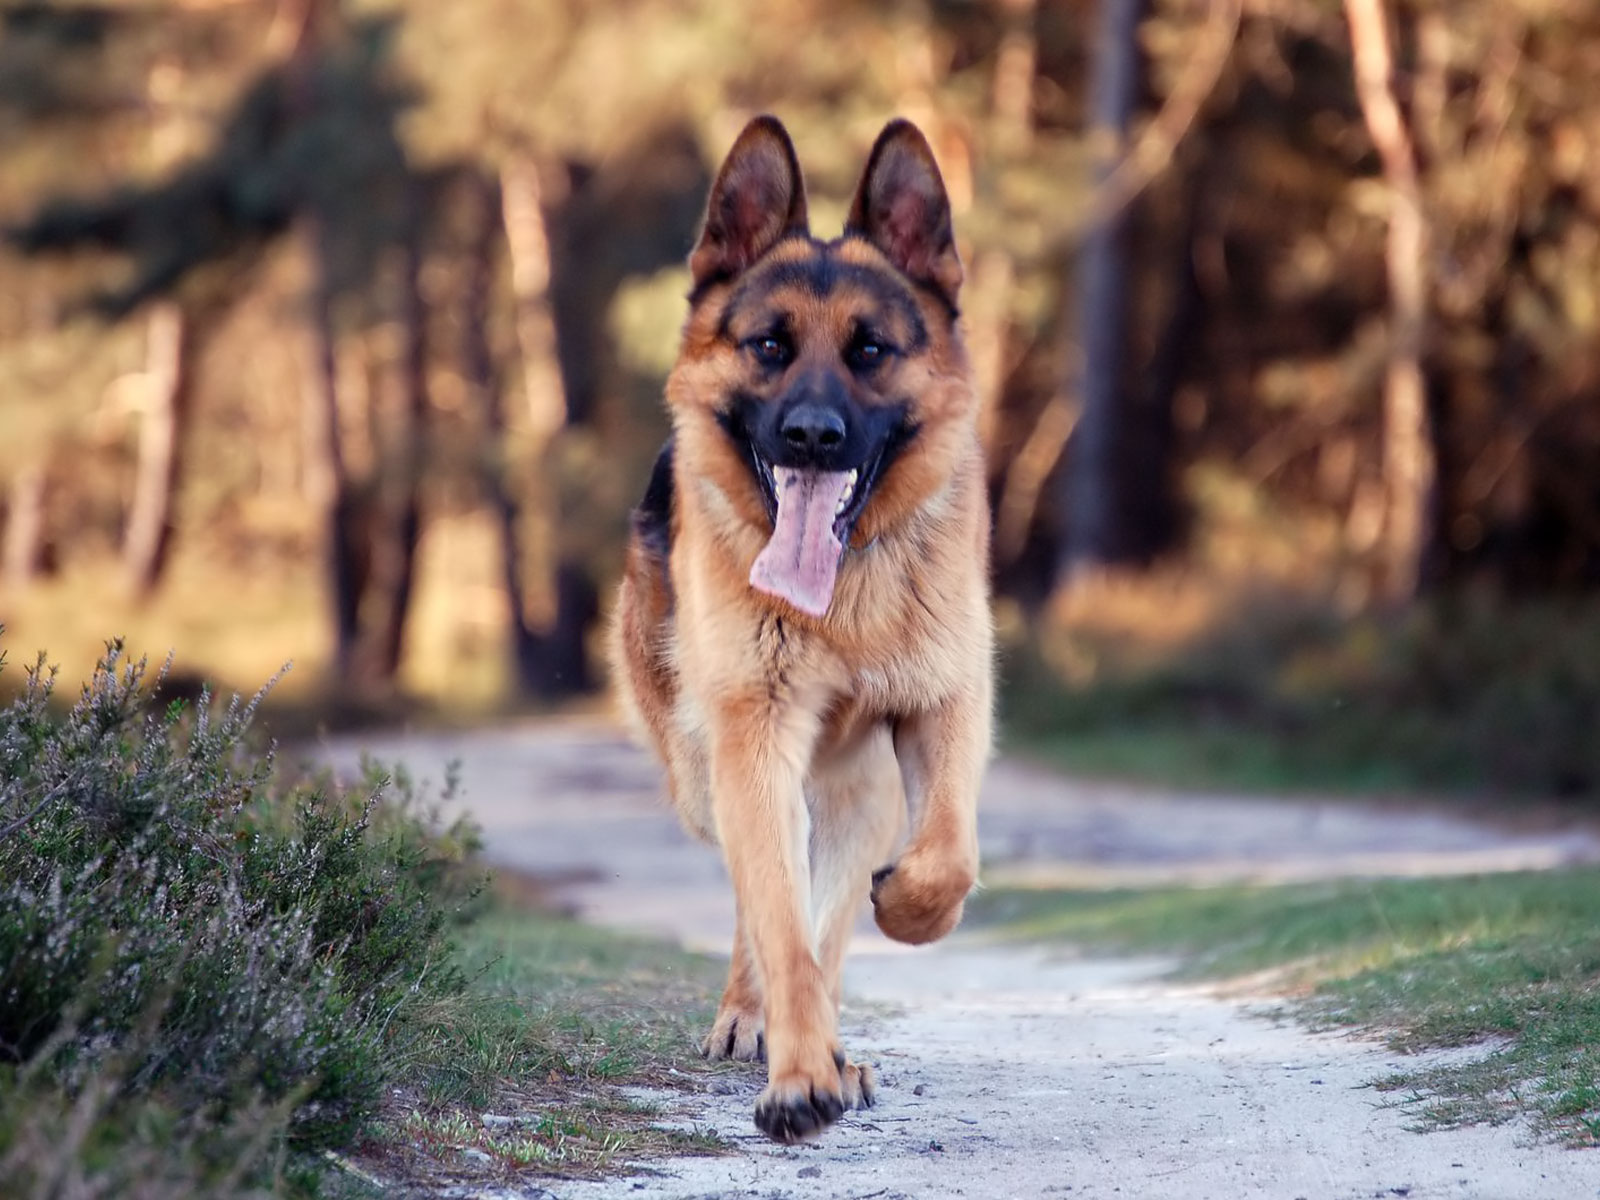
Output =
[
  {"x1": 847, "y1": 334, "x2": 892, "y2": 371},
  {"x1": 748, "y1": 335, "x2": 792, "y2": 368}
]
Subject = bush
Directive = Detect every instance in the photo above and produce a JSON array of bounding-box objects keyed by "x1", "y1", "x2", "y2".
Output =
[{"x1": 0, "y1": 642, "x2": 483, "y2": 1195}]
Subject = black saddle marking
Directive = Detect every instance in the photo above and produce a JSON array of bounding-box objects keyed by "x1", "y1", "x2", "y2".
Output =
[{"x1": 633, "y1": 437, "x2": 676, "y2": 560}]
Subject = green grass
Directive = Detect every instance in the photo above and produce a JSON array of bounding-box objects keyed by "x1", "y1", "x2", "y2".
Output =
[
  {"x1": 459, "y1": 905, "x2": 727, "y2": 1076},
  {"x1": 969, "y1": 868, "x2": 1600, "y2": 1144},
  {"x1": 348, "y1": 903, "x2": 733, "y2": 1190},
  {"x1": 1001, "y1": 592, "x2": 1600, "y2": 801},
  {"x1": 1003, "y1": 720, "x2": 1428, "y2": 798},
  {"x1": 997, "y1": 634, "x2": 1462, "y2": 802}
]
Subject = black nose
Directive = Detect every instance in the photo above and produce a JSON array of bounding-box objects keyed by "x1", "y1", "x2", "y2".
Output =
[{"x1": 780, "y1": 402, "x2": 847, "y2": 454}]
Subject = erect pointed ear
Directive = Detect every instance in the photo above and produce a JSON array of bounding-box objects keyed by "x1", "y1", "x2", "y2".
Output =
[
  {"x1": 845, "y1": 119, "x2": 963, "y2": 309},
  {"x1": 689, "y1": 116, "x2": 809, "y2": 290}
]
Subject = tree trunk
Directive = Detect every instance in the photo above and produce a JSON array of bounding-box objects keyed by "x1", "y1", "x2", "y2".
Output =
[
  {"x1": 967, "y1": 248, "x2": 1017, "y2": 449},
  {"x1": 992, "y1": 0, "x2": 1038, "y2": 153},
  {"x1": 1345, "y1": 0, "x2": 1436, "y2": 603},
  {"x1": 462, "y1": 173, "x2": 540, "y2": 694},
  {"x1": 354, "y1": 210, "x2": 427, "y2": 687},
  {"x1": 500, "y1": 153, "x2": 567, "y2": 442},
  {"x1": 283, "y1": 1, "x2": 368, "y2": 684},
  {"x1": 121, "y1": 301, "x2": 189, "y2": 599},
  {"x1": 967, "y1": 0, "x2": 1036, "y2": 447},
  {"x1": 498, "y1": 152, "x2": 562, "y2": 637},
  {"x1": 492, "y1": 155, "x2": 595, "y2": 698},
  {"x1": 3, "y1": 464, "x2": 48, "y2": 592},
  {"x1": 298, "y1": 216, "x2": 363, "y2": 681},
  {"x1": 1059, "y1": 0, "x2": 1146, "y2": 583}
]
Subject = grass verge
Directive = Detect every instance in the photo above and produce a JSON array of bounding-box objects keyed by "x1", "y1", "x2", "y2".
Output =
[
  {"x1": 350, "y1": 902, "x2": 732, "y2": 1192},
  {"x1": 969, "y1": 868, "x2": 1600, "y2": 1144},
  {"x1": 1002, "y1": 590, "x2": 1600, "y2": 800}
]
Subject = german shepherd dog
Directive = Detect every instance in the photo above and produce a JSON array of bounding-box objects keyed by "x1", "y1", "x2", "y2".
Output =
[{"x1": 611, "y1": 115, "x2": 992, "y2": 1143}]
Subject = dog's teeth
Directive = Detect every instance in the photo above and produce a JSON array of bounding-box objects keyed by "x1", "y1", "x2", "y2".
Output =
[{"x1": 847, "y1": 469, "x2": 858, "y2": 485}]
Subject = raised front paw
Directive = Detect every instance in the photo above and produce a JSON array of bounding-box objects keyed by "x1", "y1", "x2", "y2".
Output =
[
  {"x1": 870, "y1": 846, "x2": 976, "y2": 945},
  {"x1": 700, "y1": 1002, "x2": 765, "y2": 1062}
]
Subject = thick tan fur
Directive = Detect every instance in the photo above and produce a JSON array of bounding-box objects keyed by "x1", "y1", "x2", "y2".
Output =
[{"x1": 609, "y1": 116, "x2": 993, "y2": 1143}]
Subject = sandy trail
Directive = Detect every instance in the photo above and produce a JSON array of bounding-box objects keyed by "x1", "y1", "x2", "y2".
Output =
[{"x1": 324, "y1": 721, "x2": 1600, "y2": 1200}]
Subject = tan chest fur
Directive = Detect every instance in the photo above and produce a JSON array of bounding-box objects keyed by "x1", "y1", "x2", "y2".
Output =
[{"x1": 669, "y1": 445, "x2": 988, "y2": 727}]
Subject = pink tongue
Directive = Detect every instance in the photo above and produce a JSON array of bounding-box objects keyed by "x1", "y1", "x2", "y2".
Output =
[{"x1": 748, "y1": 466, "x2": 852, "y2": 617}]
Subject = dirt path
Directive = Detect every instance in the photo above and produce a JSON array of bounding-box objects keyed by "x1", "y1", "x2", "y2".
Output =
[{"x1": 324, "y1": 721, "x2": 1600, "y2": 1200}]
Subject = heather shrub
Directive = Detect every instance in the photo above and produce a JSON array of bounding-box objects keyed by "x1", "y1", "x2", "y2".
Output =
[{"x1": 0, "y1": 642, "x2": 483, "y2": 1193}]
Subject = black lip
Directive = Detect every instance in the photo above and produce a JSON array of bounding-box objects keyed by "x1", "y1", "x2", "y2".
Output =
[
  {"x1": 752, "y1": 452, "x2": 780, "y2": 525},
  {"x1": 715, "y1": 408, "x2": 781, "y2": 526},
  {"x1": 836, "y1": 417, "x2": 918, "y2": 543},
  {"x1": 829, "y1": 443, "x2": 885, "y2": 542}
]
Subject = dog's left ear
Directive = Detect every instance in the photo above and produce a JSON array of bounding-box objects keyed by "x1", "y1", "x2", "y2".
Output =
[{"x1": 845, "y1": 120, "x2": 963, "y2": 309}]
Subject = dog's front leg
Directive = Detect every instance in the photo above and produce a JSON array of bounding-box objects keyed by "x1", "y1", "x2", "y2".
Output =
[
  {"x1": 709, "y1": 692, "x2": 843, "y2": 1142},
  {"x1": 873, "y1": 679, "x2": 991, "y2": 944}
]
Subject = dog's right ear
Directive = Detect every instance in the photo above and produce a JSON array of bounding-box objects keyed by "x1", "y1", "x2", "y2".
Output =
[{"x1": 689, "y1": 116, "x2": 809, "y2": 291}]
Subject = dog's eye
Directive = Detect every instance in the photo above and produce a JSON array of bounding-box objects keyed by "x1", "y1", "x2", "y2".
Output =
[
  {"x1": 748, "y1": 336, "x2": 792, "y2": 368},
  {"x1": 847, "y1": 336, "x2": 891, "y2": 371}
]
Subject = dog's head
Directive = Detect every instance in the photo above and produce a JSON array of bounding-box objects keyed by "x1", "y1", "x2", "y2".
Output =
[{"x1": 667, "y1": 115, "x2": 976, "y2": 618}]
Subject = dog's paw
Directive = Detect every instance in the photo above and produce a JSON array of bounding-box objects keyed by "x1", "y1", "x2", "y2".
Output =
[
  {"x1": 754, "y1": 1073, "x2": 845, "y2": 1143},
  {"x1": 700, "y1": 1005, "x2": 765, "y2": 1062},
  {"x1": 751, "y1": 1046, "x2": 872, "y2": 1141},
  {"x1": 840, "y1": 1058, "x2": 877, "y2": 1110},
  {"x1": 870, "y1": 849, "x2": 975, "y2": 945}
]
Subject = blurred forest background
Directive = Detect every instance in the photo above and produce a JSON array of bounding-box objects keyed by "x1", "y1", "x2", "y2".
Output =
[{"x1": 3, "y1": 0, "x2": 1599, "y2": 798}]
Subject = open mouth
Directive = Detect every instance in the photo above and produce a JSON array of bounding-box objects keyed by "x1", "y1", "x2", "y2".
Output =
[
  {"x1": 718, "y1": 395, "x2": 914, "y2": 619},
  {"x1": 751, "y1": 451, "x2": 881, "y2": 545},
  {"x1": 747, "y1": 451, "x2": 887, "y2": 618}
]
